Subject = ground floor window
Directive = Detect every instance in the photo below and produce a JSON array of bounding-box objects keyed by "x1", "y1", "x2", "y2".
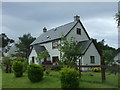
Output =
[
  {"x1": 52, "y1": 56, "x2": 59, "y2": 63},
  {"x1": 90, "y1": 56, "x2": 95, "y2": 64}
]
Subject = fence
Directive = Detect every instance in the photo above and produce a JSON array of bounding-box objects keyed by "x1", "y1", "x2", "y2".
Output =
[{"x1": 43, "y1": 64, "x2": 120, "y2": 82}]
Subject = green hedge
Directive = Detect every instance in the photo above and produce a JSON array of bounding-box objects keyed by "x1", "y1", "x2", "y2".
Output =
[
  {"x1": 60, "y1": 67, "x2": 79, "y2": 88},
  {"x1": 27, "y1": 63, "x2": 44, "y2": 82},
  {"x1": 12, "y1": 61, "x2": 23, "y2": 77}
]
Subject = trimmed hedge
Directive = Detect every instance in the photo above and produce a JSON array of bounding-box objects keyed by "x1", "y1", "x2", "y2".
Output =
[
  {"x1": 12, "y1": 61, "x2": 23, "y2": 77},
  {"x1": 27, "y1": 63, "x2": 44, "y2": 82},
  {"x1": 60, "y1": 67, "x2": 79, "y2": 88}
]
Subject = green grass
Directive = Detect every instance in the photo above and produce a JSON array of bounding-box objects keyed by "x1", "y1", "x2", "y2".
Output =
[
  {"x1": 0, "y1": 69, "x2": 2, "y2": 88},
  {"x1": 2, "y1": 70, "x2": 119, "y2": 88}
]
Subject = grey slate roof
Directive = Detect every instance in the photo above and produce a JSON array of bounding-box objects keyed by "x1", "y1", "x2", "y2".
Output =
[
  {"x1": 78, "y1": 40, "x2": 92, "y2": 55},
  {"x1": 6, "y1": 44, "x2": 18, "y2": 57},
  {"x1": 33, "y1": 45, "x2": 46, "y2": 55},
  {"x1": 31, "y1": 21, "x2": 77, "y2": 45}
]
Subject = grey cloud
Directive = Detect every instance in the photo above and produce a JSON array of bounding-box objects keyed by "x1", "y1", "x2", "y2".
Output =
[{"x1": 2, "y1": 2, "x2": 118, "y2": 48}]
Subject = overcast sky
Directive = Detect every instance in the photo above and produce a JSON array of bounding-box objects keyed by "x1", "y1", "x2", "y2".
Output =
[{"x1": 1, "y1": 2, "x2": 118, "y2": 48}]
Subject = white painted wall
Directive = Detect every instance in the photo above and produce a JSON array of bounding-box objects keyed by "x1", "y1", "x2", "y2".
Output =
[
  {"x1": 82, "y1": 43, "x2": 101, "y2": 65},
  {"x1": 29, "y1": 48, "x2": 39, "y2": 64},
  {"x1": 66, "y1": 22, "x2": 89, "y2": 41},
  {"x1": 40, "y1": 40, "x2": 61, "y2": 62}
]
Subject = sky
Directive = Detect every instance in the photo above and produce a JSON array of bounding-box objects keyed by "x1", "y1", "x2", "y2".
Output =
[{"x1": 1, "y1": 2, "x2": 119, "y2": 49}]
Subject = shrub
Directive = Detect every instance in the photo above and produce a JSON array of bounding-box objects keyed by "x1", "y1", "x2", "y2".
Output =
[
  {"x1": 27, "y1": 63, "x2": 44, "y2": 82},
  {"x1": 2, "y1": 56, "x2": 13, "y2": 73},
  {"x1": 60, "y1": 67, "x2": 79, "y2": 88},
  {"x1": 13, "y1": 57, "x2": 28, "y2": 72},
  {"x1": 91, "y1": 67, "x2": 101, "y2": 72},
  {"x1": 12, "y1": 61, "x2": 23, "y2": 77},
  {"x1": 44, "y1": 68, "x2": 50, "y2": 75}
]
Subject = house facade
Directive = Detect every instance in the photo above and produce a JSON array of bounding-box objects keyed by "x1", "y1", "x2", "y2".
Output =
[{"x1": 29, "y1": 15, "x2": 101, "y2": 67}]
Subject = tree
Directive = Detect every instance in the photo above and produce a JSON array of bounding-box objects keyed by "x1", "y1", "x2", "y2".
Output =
[
  {"x1": 14, "y1": 33, "x2": 36, "y2": 58},
  {"x1": 58, "y1": 37, "x2": 82, "y2": 65},
  {"x1": 2, "y1": 56, "x2": 13, "y2": 73},
  {"x1": 0, "y1": 33, "x2": 14, "y2": 48},
  {"x1": 37, "y1": 50, "x2": 50, "y2": 63},
  {"x1": 115, "y1": 11, "x2": 120, "y2": 26},
  {"x1": 93, "y1": 39, "x2": 117, "y2": 65}
]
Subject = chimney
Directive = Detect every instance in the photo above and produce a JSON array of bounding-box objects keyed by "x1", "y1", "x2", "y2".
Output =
[
  {"x1": 43, "y1": 27, "x2": 47, "y2": 32},
  {"x1": 74, "y1": 15, "x2": 80, "y2": 21}
]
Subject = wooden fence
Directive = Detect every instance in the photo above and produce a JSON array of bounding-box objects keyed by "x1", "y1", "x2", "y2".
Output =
[{"x1": 43, "y1": 64, "x2": 120, "y2": 82}]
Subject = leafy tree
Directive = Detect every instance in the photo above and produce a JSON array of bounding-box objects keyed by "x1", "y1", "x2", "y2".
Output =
[
  {"x1": 58, "y1": 37, "x2": 82, "y2": 65},
  {"x1": 37, "y1": 50, "x2": 50, "y2": 63},
  {"x1": 0, "y1": 33, "x2": 14, "y2": 48},
  {"x1": 14, "y1": 33, "x2": 36, "y2": 58},
  {"x1": 2, "y1": 56, "x2": 13, "y2": 73},
  {"x1": 115, "y1": 11, "x2": 120, "y2": 26}
]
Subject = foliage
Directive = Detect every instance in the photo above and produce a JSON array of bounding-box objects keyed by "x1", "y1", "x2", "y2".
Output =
[
  {"x1": 44, "y1": 68, "x2": 51, "y2": 75},
  {"x1": 2, "y1": 56, "x2": 13, "y2": 73},
  {"x1": 27, "y1": 63, "x2": 44, "y2": 82},
  {"x1": 60, "y1": 67, "x2": 79, "y2": 88},
  {"x1": 93, "y1": 39, "x2": 117, "y2": 65},
  {"x1": 14, "y1": 33, "x2": 36, "y2": 58},
  {"x1": 2, "y1": 70, "x2": 119, "y2": 88},
  {"x1": 115, "y1": 11, "x2": 120, "y2": 26},
  {"x1": 12, "y1": 61, "x2": 23, "y2": 77},
  {"x1": 37, "y1": 50, "x2": 50, "y2": 62},
  {"x1": 13, "y1": 57, "x2": 28, "y2": 72},
  {"x1": 1, "y1": 33, "x2": 14, "y2": 48},
  {"x1": 91, "y1": 67, "x2": 101, "y2": 72},
  {"x1": 58, "y1": 37, "x2": 82, "y2": 65}
]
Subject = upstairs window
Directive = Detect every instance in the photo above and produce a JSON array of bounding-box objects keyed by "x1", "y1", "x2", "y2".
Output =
[
  {"x1": 52, "y1": 40, "x2": 58, "y2": 49},
  {"x1": 90, "y1": 56, "x2": 95, "y2": 64},
  {"x1": 77, "y1": 28, "x2": 81, "y2": 35}
]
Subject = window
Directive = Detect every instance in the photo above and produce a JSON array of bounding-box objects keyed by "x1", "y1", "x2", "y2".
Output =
[
  {"x1": 90, "y1": 56, "x2": 95, "y2": 64},
  {"x1": 77, "y1": 28, "x2": 81, "y2": 35},
  {"x1": 32, "y1": 57, "x2": 35, "y2": 63},
  {"x1": 52, "y1": 40, "x2": 58, "y2": 49},
  {"x1": 52, "y1": 56, "x2": 59, "y2": 63}
]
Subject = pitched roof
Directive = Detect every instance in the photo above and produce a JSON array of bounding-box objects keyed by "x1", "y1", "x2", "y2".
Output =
[
  {"x1": 6, "y1": 44, "x2": 18, "y2": 57},
  {"x1": 31, "y1": 21, "x2": 78, "y2": 45},
  {"x1": 33, "y1": 45, "x2": 46, "y2": 55},
  {"x1": 78, "y1": 40, "x2": 92, "y2": 55}
]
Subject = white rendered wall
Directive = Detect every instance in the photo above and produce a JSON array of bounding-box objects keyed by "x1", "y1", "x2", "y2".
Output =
[
  {"x1": 29, "y1": 48, "x2": 39, "y2": 64},
  {"x1": 40, "y1": 40, "x2": 61, "y2": 62},
  {"x1": 82, "y1": 43, "x2": 101, "y2": 65},
  {"x1": 66, "y1": 22, "x2": 90, "y2": 41}
]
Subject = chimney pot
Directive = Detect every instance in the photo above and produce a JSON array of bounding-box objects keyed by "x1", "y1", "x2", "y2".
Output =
[
  {"x1": 43, "y1": 27, "x2": 47, "y2": 32},
  {"x1": 74, "y1": 15, "x2": 80, "y2": 21}
]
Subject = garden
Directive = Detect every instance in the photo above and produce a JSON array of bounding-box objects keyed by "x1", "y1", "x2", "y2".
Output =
[{"x1": 1, "y1": 57, "x2": 119, "y2": 89}]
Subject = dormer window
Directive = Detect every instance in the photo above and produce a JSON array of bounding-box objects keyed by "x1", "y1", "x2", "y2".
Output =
[
  {"x1": 52, "y1": 40, "x2": 58, "y2": 49},
  {"x1": 77, "y1": 28, "x2": 81, "y2": 35}
]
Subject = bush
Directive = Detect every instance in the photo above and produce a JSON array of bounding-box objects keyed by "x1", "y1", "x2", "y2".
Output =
[
  {"x1": 60, "y1": 67, "x2": 79, "y2": 88},
  {"x1": 2, "y1": 56, "x2": 13, "y2": 73},
  {"x1": 13, "y1": 57, "x2": 28, "y2": 72},
  {"x1": 12, "y1": 61, "x2": 23, "y2": 77},
  {"x1": 44, "y1": 68, "x2": 50, "y2": 75},
  {"x1": 91, "y1": 67, "x2": 101, "y2": 72},
  {"x1": 27, "y1": 63, "x2": 44, "y2": 82}
]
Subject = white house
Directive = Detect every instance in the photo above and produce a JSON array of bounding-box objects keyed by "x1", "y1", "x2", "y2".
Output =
[
  {"x1": 29, "y1": 15, "x2": 101, "y2": 67},
  {"x1": 113, "y1": 52, "x2": 120, "y2": 65}
]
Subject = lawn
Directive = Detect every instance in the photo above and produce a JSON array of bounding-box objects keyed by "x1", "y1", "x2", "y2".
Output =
[
  {"x1": 0, "y1": 69, "x2": 2, "y2": 88},
  {"x1": 2, "y1": 69, "x2": 119, "y2": 88}
]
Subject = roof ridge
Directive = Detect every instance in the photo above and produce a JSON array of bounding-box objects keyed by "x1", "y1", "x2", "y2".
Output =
[{"x1": 44, "y1": 21, "x2": 76, "y2": 33}]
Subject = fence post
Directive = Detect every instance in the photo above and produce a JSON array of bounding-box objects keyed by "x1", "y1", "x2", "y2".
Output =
[
  {"x1": 79, "y1": 59, "x2": 81, "y2": 78},
  {"x1": 101, "y1": 57, "x2": 106, "y2": 82}
]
